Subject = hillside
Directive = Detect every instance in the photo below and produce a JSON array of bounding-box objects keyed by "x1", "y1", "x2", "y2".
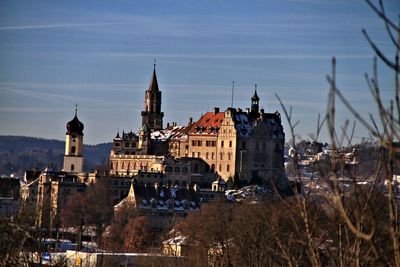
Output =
[{"x1": 0, "y1": 136, "x2": 112, "y2": 177}]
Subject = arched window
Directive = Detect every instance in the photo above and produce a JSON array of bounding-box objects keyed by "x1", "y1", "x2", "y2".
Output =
[
  {"x1": 227, "y1": 164, "x2": 230, "y2": 172},
  {"x1": 122, "y1": 162, "x2": 125, "y2": 169},
  {"x1": 71, "y1": 164, "x2": 75, "y2": 171},
  {"x1": 71, "y1": 146, "x2": 76, "y2": 154},
  {"x1": 110, "y1": 162, "x2": 113, "y2": 170}
]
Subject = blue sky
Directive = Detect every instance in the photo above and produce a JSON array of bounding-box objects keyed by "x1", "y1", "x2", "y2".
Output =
[{"x1": 0, "y1": 0, "x2": 398, "y2": 144}]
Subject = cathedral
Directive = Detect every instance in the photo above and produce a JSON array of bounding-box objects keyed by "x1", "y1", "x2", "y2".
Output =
[{"x1": 109, "y1": 65, "x2": 286, "y2": 187}]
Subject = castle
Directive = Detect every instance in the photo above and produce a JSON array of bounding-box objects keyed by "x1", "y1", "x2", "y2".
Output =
[
  {"x1": 109, "y1": 65, "x2": 285, "y2": 186},
  {"x1": 29, "y1": 64, "x2": 286, "y2": 230}
]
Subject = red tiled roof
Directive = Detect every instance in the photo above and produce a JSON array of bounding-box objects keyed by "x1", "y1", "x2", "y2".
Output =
[{"x1": 189, "y1": 112, "x2": 224, "y2": 135}]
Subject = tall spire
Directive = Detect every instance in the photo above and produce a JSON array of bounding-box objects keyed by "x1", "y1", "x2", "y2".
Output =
[
  {"x1": 148, "y1": 61, "x2": 159, "y2": 92},
  {"x1": 252, "y1": 84, "x2": 259, "y2": 101},
  {"x1": 141, "y1": 62, "x2": 164, "y2": 130}
]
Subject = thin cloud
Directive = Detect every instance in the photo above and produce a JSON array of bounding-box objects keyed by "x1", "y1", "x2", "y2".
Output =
[{"x1": 0, "y1": 22, "x2": 123, "y2": 31}]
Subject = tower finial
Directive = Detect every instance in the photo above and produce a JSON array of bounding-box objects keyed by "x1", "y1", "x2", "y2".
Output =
[
  {"x1": 255, "y1": 84, "x2": 257, "y2": 92},
  {"x1": 153, "y1": 59, "x2": 156, "y2": 70},
  {"x1": 74, "y1": 104, "x2": 78, "y2": 116}
]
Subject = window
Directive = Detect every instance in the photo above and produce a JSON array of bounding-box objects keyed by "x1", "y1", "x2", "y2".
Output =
[
  {"x1": 219, "y1": 164, "x2": 222, "y2": 172},
  {"x1": 221, "y1": 141, "x2": 224, "y2": 147},
  {"x1": 212, "y1": 141, "x2": 216, "y2": 147},
  {"x1": 192, "y1": 140, "x2": 196, "y2": 146},
  {"x1": 229, "y1": 141, "x2": 232, "y2": 147},
  {"x1": 220, "y1": 153, "x2": 223, "y2": 160},
  {"x1": 211, "y1": 152, "x2": 215, "y2": 159},
  {"x1": 242, "y1": 141, "x2": 246, "y2": 149},
  {"x1": 197, "y1": 152, "x2": 201, "y2": 158},
  {"x1": 228, "y1": 153, "x2": 231, "y2": 160},
  {"x1": 206, "y1": 152, "x2": 209, "y2": 159},
  {"x1": 182, "y1": 167, "x2": 188, "y2": 173},
  {"x1": 125, "y1": 142, "x2": 129, "y2": 147},
  {"x1": 192, "y1": 152, "x2": 195, "y2": 157},
  {"x1": 227, "y1": 164, "x2": 230, "y2": 172},
  {"x1": 211, "y1": 164, "x2": 215, "y2": 172},
  {"x1": 71, "y1": 146, "x2": 76, "y2": 154},
  {"x1": 174, "y1": 166, "x2": 181, "y2": 173},
  {"x1": 197, "y1": 140, "x2": 202, "y2": 146},
  {"x1": 71, "y1": 164, "x2": 74, "y2": 171}
]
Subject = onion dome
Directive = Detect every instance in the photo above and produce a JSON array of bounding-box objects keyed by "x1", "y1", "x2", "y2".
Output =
[{"x1": 66, "y1": 108, "x2": 84, "y2": 135}]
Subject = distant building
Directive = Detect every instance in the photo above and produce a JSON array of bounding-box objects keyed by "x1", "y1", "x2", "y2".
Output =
[
  {"x1": 115, "y1": 182, "x2": 200, "y2": 229},
  {"x1": 36, "y1": 110, "x2": 90, "y2": 230},
  {"x1": 109, "y1": 67, "x2": 286, "y2": 189},
  {"x1": 189, "y1": 88, "x2": 285, "y2": 184},
  {"x1": 0, "y1": 178, "x2": 20, "y2": 218}
]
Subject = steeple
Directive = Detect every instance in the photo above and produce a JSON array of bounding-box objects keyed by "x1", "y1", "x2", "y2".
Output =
[
  {"x1": 141, "y1": 62, "x2": 164, "y2": 130},
  {"x1": 252, "y1": 85, "x2": 259, "y2": 102},
  {"x1": 148, "y1": 61, "x2": 159, "y2": 92}
]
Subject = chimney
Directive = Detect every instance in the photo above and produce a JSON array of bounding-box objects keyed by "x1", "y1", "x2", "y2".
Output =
[
  {"x1": 214, "y1": 107, "x2": 219, "y2": 114},
  {"x1": 167, "y1": 122, "x2": 170, "y2": 128},
  {"x1": 189, "y1": 117, "x2": 193, "y2": 124}
]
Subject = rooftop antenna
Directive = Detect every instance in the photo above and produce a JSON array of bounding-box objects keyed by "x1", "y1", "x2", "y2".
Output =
[{"x1": 231, "y1": 81, "x2": 235, "y2": 108}]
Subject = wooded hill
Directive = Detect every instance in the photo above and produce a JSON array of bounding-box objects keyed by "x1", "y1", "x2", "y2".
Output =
[{"x1": 0, "y1": 136, "x2": 112, "y2": 177}]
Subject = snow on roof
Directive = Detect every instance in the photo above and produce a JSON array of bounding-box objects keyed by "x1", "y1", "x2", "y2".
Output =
[
  {"x1": 163, "y1": 236, "x2": 188, "y2": 246},
  {"x1": 152, "y1": 126, "x2": 190, "y2": 141}
]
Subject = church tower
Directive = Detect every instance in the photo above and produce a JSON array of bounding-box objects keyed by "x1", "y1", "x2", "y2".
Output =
[
  {"x1": 63, "y1": 107, "x2": 84, "y2": 173},
  {"x1": 141, "y1": 63, "x2": 164, "y2": 130}
]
